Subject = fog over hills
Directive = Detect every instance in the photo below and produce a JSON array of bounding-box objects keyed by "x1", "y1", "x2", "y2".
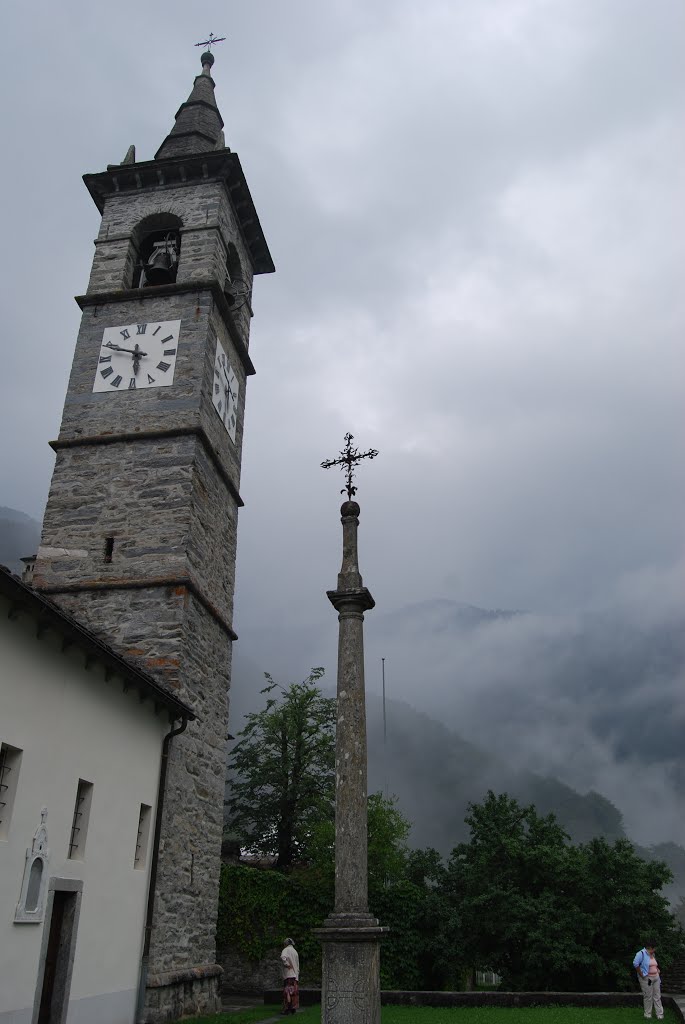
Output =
[
  {"x1": 0, "y1": 507, "x2": 41, "y2": 574},
  {"x1": 230, "y1": 591, "x2": 685, "y2": 903}
]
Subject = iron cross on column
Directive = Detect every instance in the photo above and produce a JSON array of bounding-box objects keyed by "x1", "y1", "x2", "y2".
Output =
[{"x1": 321, "y1": 433, "x2": 379, "y2": 499}]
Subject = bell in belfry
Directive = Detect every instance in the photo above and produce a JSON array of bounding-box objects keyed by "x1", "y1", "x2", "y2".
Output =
[{"x1": 142, "y1": 232, "x2": 179, "y2": 286}]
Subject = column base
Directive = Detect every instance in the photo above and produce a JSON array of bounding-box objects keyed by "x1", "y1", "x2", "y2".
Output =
[
  {"x1": 143, "y1": 963, "x2": 222, "y2": 1023},
  {"x1": 314, "y1": 917, "x2": 388, "y2": 1024}
]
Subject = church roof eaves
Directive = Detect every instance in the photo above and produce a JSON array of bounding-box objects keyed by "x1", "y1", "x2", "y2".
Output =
[
  {"x1": 83, "y1": 151, "x2": 275, "y2": 276},
  {"x1": 0, "y1": 565, "x2": 195, "y2": 723}
]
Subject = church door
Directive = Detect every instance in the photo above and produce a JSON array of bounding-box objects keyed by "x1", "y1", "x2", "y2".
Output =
[{"x1": 37, "y1": 890, "x2": 77, "y2": 1023}]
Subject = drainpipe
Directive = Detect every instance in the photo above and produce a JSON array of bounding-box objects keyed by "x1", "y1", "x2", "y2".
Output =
[{"x1": 136, "y1": 714, "x2": 189, "y2": 1024}]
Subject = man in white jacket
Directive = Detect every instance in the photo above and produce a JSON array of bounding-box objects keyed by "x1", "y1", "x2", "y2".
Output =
[{"x1": 280, "y1": 937, "x2": 300, "y2": 1016}]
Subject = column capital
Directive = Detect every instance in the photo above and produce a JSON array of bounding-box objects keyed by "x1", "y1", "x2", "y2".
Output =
[{"x1": 327, "y1": 587, "x2": 375, "y2": 613}]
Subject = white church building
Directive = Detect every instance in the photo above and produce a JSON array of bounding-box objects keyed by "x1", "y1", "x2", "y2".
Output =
[{"x1": 0, "y1": 565, "x2": 194, "y2": 1024}]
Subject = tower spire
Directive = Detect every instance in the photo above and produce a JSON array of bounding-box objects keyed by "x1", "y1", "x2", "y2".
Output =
[{"x1": 155, "y1": 48, "x2": 226, "y2": 160}]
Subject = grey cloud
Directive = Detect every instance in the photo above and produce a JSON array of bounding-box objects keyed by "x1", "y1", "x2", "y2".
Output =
[{"x1": 1, "y1": 0, "x2": 682, "y2": 857}]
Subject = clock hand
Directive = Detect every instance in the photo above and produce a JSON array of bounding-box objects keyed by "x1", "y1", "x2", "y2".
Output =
[
  {"x1": 221, "y1": 367, "x2": 235, "y2": 400},
  {"x1": 105, "y1": 341, "x2": 148, "y2": 358}
]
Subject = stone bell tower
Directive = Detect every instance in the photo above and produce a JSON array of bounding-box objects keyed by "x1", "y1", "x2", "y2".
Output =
[{"x1": 33, "y1": 49, "x2": 273, "y2": 1021}]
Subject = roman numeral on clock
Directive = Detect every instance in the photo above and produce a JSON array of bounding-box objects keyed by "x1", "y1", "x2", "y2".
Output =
[
  {"x1": 111, "y1": 375, "x2": 123, "y2": 388},
  {"x1": 136, "y1": 324, "x2": 147, "y2": 334},
  {"x1": 157, "y1": 361, "x2": 170, "y2": 372},
  {"x1": 128, "y1": 377, "x2": 136, "y2": 389},
  {"x1": 161, "y1": 335, "x2": 174, "y2": 345},
  {"x1": 152, "y1": 326, "x2": 161, "y2": 335},
  {"x1": 100, "y1": 365, "x2": 114, "y2": 379},
  {"x1": 163, "y1": 348, "x2": 176, "y2": 356},
  {"x1": 147, "y1": 374, "x2": 156, "y2": 384},
  {"x1": 99, "y1": 355, "x2": 112, "y2": 363},
  {"x1": 120, "y1": 329, "x2": 131, "y2": 340}
]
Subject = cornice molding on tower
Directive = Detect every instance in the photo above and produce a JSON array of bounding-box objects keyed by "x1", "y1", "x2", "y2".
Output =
[
  {"x1": 169, "y1": 95, "x2": 225, "y2": 127},
  {"x1": 36, "y1": 574, "x2": 238, "y2": 644},
  {"x1": 49, "y1": 425, "x2": 244, "y2": 509},
  {"x1": 75, "y1": 280, "x2": 255, "y2": 377}
]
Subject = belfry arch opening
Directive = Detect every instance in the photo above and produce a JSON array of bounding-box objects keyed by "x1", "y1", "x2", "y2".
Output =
[
  {"x1": 131, "y1": 213, "x2": 183, "y2": 288},
  {"x1": 223, "y1": 243, "x2": 249, "y2": 308}
]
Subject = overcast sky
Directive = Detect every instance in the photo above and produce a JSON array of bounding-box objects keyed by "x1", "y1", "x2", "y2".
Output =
[{"x1": 1, "y1": 1, "x2": 683, "y2": 845}]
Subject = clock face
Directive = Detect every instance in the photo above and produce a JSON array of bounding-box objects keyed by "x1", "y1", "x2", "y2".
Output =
[
  {"x1": 212, "y1": 340, "x2": 239, "y2": 442},
  {"x1": 92, "y1": 320, "x2": 181, "y2": 393}
]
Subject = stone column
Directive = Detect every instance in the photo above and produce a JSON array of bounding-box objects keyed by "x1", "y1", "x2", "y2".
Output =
[{"x1": 314, "y1": 500, "x2": 386, "y2": 1024}]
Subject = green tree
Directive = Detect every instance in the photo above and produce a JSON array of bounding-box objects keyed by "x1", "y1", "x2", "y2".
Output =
[
  {"x1": 574, "y1": 836, "x2": 683, "y2": 988},
  {"x1": 226, "y1": 668, "x2": 336, "y2": 868},
  {"x1": 441, "y1": 791, "x2": 684, "y2": 991},
  {"x1": 307, "y1": 792, "x2": 411, "y2": 884},
  {"x1": 368, "y1": 793, "x2": 411, "y2": 886},
  {"x1": 674, "y1": 896, "x2": 685, "y2": 929}
]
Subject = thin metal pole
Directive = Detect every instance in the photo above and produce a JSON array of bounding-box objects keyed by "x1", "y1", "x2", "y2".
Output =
[{"x1": 381, "y1": 657, "x2": 387, "y2": 798}]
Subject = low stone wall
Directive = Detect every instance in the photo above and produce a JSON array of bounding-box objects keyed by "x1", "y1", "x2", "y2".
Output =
[
  {"x1": 144, "y1": 965, "x2": 222, "y2": 1022},
  {"x1": 664, "y1": 954, "x2": 685, "y2": 993},
  {"x1": 263, "y1": 988, "x2": 684, "y2": 1020},
  {"x1": 219, "y1": 947, "x2": 282, "y2": 994}
]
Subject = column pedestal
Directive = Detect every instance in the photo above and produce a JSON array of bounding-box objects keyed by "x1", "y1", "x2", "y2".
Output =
[{"x1": 315, "y1": 916, "x2": 386, "y2": 1024}]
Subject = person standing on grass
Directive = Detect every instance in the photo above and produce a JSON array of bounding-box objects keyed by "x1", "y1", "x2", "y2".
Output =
[
  {"x1": 280, "y1": 936, "x2": 300, "y2": 1016},
  {"x1": 633, "y1": 940, "x2": 664, "y2": 1020}
]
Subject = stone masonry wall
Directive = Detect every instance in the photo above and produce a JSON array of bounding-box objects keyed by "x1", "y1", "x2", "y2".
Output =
[
  {"x1": 52, "y1": 287, "x2": 246, "y2": 503},
  {"x1": 87, "y1": 181, "x2": 255, "y2": 325}
]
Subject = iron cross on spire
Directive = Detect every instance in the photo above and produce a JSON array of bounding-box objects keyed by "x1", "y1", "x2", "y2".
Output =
[
  {"x1": 195, "y1": 32, "x2": 226, "y2": 51},
  {"x1": 321, "y1": 433, "x2": 379, "y2": 500}
]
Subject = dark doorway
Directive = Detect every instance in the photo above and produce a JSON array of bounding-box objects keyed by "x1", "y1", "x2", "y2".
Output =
[{"x1": 37, "y1": 889, "x2": 78, "y2": 1023}]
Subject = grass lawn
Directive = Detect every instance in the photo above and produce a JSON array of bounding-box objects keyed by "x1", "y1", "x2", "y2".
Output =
[
  {"x1": 178, "y1": 1005, "x2": 680, "y2": 1023},
  {"x1": 175, "y1": 1008, "x2": 281, "y2": 1024}
]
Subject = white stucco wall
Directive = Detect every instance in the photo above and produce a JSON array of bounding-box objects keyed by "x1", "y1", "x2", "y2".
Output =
[{"x1": 0, "y1": 601, "x2": 172, "y2": 1024}]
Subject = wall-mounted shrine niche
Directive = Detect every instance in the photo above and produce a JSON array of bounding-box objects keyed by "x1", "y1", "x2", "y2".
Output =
[{"x1": 15, "y1": 807, "x2": 50, "y2": 924}]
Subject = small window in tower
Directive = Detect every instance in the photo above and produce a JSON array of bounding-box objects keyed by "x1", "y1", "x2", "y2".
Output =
[
  {"x1": 104, "y1": 537, "x2": 114, "y2": 563},
  {"x1": 134, "y1": 803, "x2": 152, "y2": 869},
  {"x1": 68, "y1": 780, "x2": 93, "y2": 860},
  {"x1": 0, "y1": 743, "x2": 22, "y2": 840}
]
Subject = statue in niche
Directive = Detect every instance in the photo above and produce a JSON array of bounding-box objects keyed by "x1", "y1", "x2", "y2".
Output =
[{"x1": 15, "y1": 807, "x2": 50, "y2": 924}]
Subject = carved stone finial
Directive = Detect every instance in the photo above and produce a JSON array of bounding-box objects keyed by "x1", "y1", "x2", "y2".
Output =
[
  {"x1": 121, "y1": 144, "x2": 136, "y2": 165},
  {"x1": 341, "y1": 500, "x2": 360, "y2": 518}
]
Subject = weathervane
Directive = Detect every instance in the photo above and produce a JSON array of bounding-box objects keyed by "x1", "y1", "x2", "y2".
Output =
[
  {"x1": 321, "y1": 433, "x2": 379, "y2": 500},
  {"x1": 195, "y1": 32, "x2": 226, "y2": 51}
]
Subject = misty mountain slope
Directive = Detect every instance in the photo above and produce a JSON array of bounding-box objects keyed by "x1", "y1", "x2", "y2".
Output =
[
  {"x1": 232, "y1": 590, "x2": 685, "y2": 856},
  {"x1": 366, "y1": 694, "x2": 627, "y2": 852},
  {"x1": 362, "y1": 596, "x2": 685, "y2": 850},
  {"x1": 365, "y1": 694, "x2": 685, "y2": 901},
  {"x1": 0, "y1": 507, "x2": 41, "y2": 574}
]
